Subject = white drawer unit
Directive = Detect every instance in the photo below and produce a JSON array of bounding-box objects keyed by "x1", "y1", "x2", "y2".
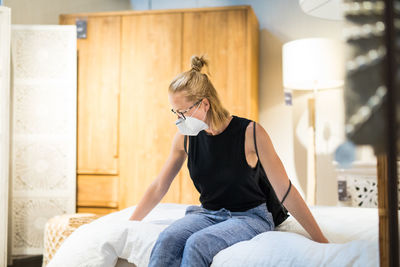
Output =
[{"x1": 334, "y1": 161, "x2": 400, "y2": 208}]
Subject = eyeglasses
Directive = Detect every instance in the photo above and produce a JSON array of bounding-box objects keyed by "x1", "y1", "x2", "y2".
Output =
[{"x1": 171, "y1": 99, "x2": 202, "y2": 120}]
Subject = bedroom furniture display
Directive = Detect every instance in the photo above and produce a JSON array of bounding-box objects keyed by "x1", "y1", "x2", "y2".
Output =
[
  {"x1": 9, "y1": 25, "x2": 77, "y2": 255},
  {"x1": 42, "y1": 213, "x2": 100, "y2": 267},
  {"x1": 0, "y1": 6, "x2": 11, "y2": 267},
  {"x1": 342, "y1": 0, "x2": 399, "y2": 266},
  {"x1": 59, "y1": 5, "x2": 259, "y2": 214},
  {"x1": 282, "y1": 38, "x2": 344, "y2": 206}
]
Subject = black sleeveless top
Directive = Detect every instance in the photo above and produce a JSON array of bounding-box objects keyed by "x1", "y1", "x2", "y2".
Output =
[{"x1": 187, "y1": 115, "x2": 266, "y2": 211}]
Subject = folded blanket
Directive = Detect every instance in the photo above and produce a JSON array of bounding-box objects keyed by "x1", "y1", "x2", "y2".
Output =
[{"x1": 48, "y1": 203, "x2": 380, "y2": 267}]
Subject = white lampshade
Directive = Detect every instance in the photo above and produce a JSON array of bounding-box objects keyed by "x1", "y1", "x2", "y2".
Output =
[
  {"x1": 299, "y1": 0, "x2": 343, "y2": 21},
  {"x1": 283, "y1": 38, "x2": 345, "y2": 90}
]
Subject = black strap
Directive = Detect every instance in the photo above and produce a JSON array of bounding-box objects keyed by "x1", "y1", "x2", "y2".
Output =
[
  {"x1": 252, "y1": 121, "x2": 291, "y2": 205},
  {"x1": 184, "y1": 135, "x2": 188, "y2": 155},
  {"x1": 281, "y1": 179, "x2": 291, "y2": 205},
  {"x1": 253, "y1": 121, "x2": 259, "y2": 160}
]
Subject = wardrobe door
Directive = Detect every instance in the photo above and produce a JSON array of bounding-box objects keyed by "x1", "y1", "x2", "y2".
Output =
[
  {"x1": 119, "y1": 13, "x2": 183, "y2": 209},
  {"x1": 183, "y1": 9, "x2": 248, "y2": 116},
  {"x1": 180, "y1": 7, "x2": 259, "y2": 204},
  {"x1": 60, "y1": 15, "x2": 121, "y2": 214},
  {"x1": 60, "y1": 15, "x2": 121, "y2": 176}
]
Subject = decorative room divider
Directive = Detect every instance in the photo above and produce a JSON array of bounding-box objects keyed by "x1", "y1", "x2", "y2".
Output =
[{"x1": 9, "y1": 25, "x2": 77, "y2": 255}]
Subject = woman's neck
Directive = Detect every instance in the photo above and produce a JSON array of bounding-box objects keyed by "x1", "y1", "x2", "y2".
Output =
[{"x1": 204, "y1": 115, "x2": 233, "y2": 136}]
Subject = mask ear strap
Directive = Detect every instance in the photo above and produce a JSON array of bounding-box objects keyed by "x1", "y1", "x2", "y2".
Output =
[
  {"x1": 201, "y1": 106, "x2": 207, "y2": 121},
  {"x1": 190, "y1": 100, "x2": 202, "y2": 118},
  {"x1": 194, "y1": 100, "x2": 207, "y2": 122}
]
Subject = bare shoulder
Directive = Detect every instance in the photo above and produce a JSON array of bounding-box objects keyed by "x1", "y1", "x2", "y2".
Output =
[
  {"x1": 171, "y1": 131, "x2": 186, "y2": 153},
  {"x1": 245, "y1": 121, "x2": 256, "y2": 153},
  {"x1": 245, "y1": 121, "x2": 273, "y2": 151},
  {"x1": 245, "y1": 120, "x2": 267, "y2": 137},
  {"x1": 247, "y1": 121, "x2": 270, "y2": 137}
]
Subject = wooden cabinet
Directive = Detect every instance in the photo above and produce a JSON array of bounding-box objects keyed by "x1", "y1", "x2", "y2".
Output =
[
  {"x1": 119, "y1": 13, "x2": 183, "y2": 208},
  {"x1": 60, "y1": 5, "x2": 259, "y2": 215},
  {"x1": 75, "y1": 16, "x2": 120, "y2": 175}
]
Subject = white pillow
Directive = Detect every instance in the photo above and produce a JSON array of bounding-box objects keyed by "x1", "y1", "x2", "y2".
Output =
[
  {"x1": 276, "y1": 206, "x2": 381, "y2": 243},
  {"x1": 211, "y1": 231, "x2": 379, "y2": 267}
]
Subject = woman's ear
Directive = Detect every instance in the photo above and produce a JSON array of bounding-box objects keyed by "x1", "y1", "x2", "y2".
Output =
[{"x1": 202, "y1": 98, "x2": 210, "y2": 112}]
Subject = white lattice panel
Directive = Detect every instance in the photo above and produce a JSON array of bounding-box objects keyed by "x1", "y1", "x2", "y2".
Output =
[{"x1": 10, "y1": 25, "x2": 77, "y2": 255}]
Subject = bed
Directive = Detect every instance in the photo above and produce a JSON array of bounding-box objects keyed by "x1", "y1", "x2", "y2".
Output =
[{"x1": 46, "y1": 202, "x2": 387, "y2": 267}]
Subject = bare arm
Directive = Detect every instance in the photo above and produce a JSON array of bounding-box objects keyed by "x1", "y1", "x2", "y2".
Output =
[
  {"x1": 254, "y1": 123, "x2": 329, "y2": 243},
  {"x1": 128, "y1": 132, "x2": 187, "y2": 221}
]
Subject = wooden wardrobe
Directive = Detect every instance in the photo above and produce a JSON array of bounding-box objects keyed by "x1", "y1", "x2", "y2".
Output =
[{"x1": 59, "y1": 5, "x2": 259, "y2": 215}]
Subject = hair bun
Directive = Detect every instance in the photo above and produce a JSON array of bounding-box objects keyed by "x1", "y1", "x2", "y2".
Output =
[{"x1": 190, "y1": 55, "x2": 208, "y2": 72}]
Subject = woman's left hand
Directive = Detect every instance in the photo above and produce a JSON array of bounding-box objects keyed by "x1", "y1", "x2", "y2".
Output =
[
  {"x1": 253, "y1": 123, "x2": 331, "y2": 245},
  {"x1": 313, "y1": 235, "x2": 330, "y2": 243}
]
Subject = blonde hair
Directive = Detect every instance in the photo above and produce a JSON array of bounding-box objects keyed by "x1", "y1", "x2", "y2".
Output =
[{"x1": 168, "y1": 55, "x2": 230, "y2": 132}]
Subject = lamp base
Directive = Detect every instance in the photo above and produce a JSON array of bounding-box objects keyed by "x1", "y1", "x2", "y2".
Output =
[{"x1": 306, "y1": 97, "x2": 317, "y2": 206}]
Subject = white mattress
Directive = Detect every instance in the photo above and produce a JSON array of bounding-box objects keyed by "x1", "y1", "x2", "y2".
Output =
[{"x1": 48, "y1": 203, "x2": 385, "y2": 267}]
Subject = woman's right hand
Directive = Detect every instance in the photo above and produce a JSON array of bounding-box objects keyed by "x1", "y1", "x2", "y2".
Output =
[
  {"x1": 127, "y1": 132, "x2": 187, "y2": 221},
  {"x1": 127, "y1": 182, "x2": 162, "y2": 221}
]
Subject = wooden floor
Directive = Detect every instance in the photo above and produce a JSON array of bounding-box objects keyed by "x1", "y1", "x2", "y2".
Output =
[{"x1": 7, "y1": 255, "x2": 42, "y2": 267}]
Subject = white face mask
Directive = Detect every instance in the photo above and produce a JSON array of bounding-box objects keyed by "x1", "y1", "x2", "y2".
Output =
[{"x1": 175, "y1": 101, "x2": 209, "y2": 136}]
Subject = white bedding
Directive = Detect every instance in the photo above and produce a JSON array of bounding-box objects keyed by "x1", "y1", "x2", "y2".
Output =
[{"x1": 48, "y1": 203, "x2": 382, "y2": 267}]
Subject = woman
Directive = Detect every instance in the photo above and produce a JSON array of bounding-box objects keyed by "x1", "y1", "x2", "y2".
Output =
[{"x1": 129, "y1": 55, "x2": 329, "y2": 266}]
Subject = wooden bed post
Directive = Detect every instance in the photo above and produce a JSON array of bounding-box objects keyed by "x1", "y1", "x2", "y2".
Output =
[
  {"x1": 377, "y1": 155, "x2": 398, "y2": 267},
  {"x1": 378, "y1": 0, "x2": 399, "y2": 266}
]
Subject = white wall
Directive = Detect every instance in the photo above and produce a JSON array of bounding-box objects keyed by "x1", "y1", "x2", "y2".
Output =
[
  {"x1": 3, "y1": 0, "x2": 368, "y2": 205},
  {"x1": 3, "y1": 0, "x2": 131, "y2": 24}
]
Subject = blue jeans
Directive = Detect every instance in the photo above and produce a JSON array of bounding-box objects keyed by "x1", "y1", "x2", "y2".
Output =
[{"x1": 148, "y1": 202, "x2": 275, "y2": 267}]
